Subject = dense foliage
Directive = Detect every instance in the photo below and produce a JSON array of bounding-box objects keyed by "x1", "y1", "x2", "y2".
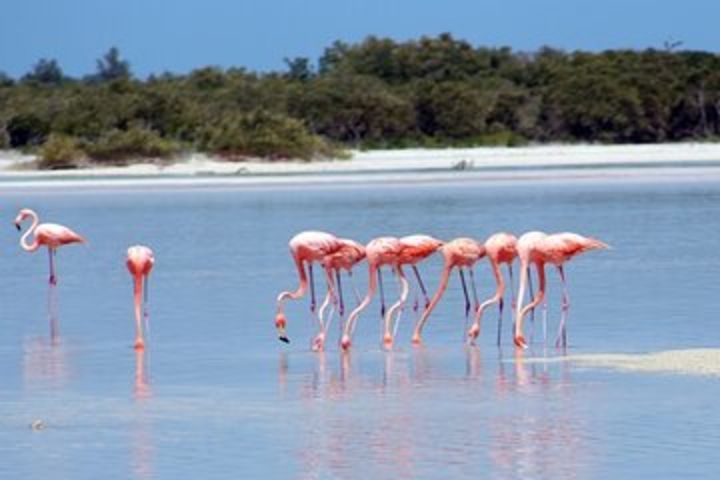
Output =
[{"x1": 1, "y1": 36, "x2": 719, "y2": 167}]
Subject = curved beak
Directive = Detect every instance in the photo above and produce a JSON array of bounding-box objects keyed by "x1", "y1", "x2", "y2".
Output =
[{"x1": 14, "y1": 222, "x2": 20, "y2": 231}]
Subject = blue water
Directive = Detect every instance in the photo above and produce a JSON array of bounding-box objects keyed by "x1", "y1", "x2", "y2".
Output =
[{"x1": 1, "y1": 179, "x2": 719, "y2": 479}]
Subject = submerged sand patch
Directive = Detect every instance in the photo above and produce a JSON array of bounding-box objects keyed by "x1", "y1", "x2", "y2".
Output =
[{"x1": 527, "y1": 349, "x2": 720, "y2": 377}]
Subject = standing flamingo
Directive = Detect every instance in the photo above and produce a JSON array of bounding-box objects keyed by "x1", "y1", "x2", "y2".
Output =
[
  {"x1": 275, "y1": 231, "x2": 343, "y2": 344},
  {"x1": 534, "y1": 232, "x2": 609, "y2": 348},
  {"x1": 467, "y1": 232, "x2": 518, "y2": 345},
  {"x1": 127, "y1": 246, "x2": 155, "y2": 350},
  {"x1": 340, "y1": 236, "x2": 403, "y2": 350},
  {"x1": 14, "y1": 208, "x2": 86, "y2": 287},
  {"x1": 382, "y1": 235, "x2": 443, "y2": 348},
  {"x1": 313, "y1": 238, "x2": 366, "y2": 351},
  {"x1": 514, "y1": 232, "x2": 608, "y2": 349},
  {"x1": 411, "y1": 238, "x2": 486, "y2": 345}
]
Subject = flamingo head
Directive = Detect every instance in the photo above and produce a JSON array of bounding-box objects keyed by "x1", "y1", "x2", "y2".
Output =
[
  {"x1": 275, "y1": 314, "x2": 289, "y2": 343},
  {"x1": 340, "y1": 334, "x2": 352, "y2": 350},
  {"x1": 382, "y1": 333, "x2": 394, "y2": 350},
  {"x1": 514, "y1": 335, "x2": 528, "y2": 349},
  {"x1": 14, "y1": 209, "x2": 33, "y2": 230},
  {"x1": 467, "y1": 324, "x2": 480, "y2": 343},
  {"x1": 311, "y1": 332, "x2": 325, "y2": 352}
]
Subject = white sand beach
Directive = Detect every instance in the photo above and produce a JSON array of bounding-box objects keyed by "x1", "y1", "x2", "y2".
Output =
[
  {"x1": 3, "y1": 143, "x2": 720, "y2": 190},
  {"x1": 522, "y1": 348, "x2": 720, "y2": 377}
]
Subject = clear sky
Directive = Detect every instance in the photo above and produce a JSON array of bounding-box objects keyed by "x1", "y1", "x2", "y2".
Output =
[{"x1": 1, "y1": 0, "x2": 719, "y2": 78}]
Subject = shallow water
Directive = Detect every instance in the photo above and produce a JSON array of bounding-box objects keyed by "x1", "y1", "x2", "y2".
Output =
[{"x1": 1, "y1": 178, "x2": 719, "y2": 479}]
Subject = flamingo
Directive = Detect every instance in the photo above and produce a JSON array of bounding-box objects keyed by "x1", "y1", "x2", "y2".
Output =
[
  {"x1": 467, "y1": 232, "x2": 518, "y2": 345},
  {"x1": 313, "y1": 238, "x2": 366, "y2": 351},
  {"x1": 127, "y1": 245, "x2": 155, "y2": 350},
  {"x1": 514, "y1": 232, "x2": 609, "y2": 349},
  {"x1": 381, "y1": 234, "x2": 443, "y2": 348},
  {"x1": 340, "y1": 236, "x2": 403, "y2": 350},
  {"x1": 14, "y1": 208, "x2": 86, "y2": 287},
  {"x1": 275, "y1": 231, "x2": 343, "y2": 344},
  {"x1": 411, "y1": 237, "x2": 486, "y2": 345}
]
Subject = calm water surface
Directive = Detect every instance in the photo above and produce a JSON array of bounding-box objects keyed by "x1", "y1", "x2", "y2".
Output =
[{"x1": 1, "y1": 179, "x2": 719, "y2": 479}]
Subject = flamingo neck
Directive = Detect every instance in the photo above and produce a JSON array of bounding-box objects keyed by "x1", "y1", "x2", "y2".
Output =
[
  {"x1": 19, "y1": 210, "x2": 40, "y2": 252},
  {"x1": 473, "y1": 259, "x2": 505, "y2": 324},
  {"x1": 413, "y1": 263, "x2": 452, "y2": 337},
  {"x1": 343, "y1": 264, "x2": 377, "y2": 338},
  {"x1": 516, "y1": 261, "x2": 546, "y2": 337},
  {"x1": 276, "y1": 252, "x2": 307, "y2": 313},
  {"x1": 133, "y1": 274, "x2": 144, "y2": 341},
  {"x1": 384, "y1": 264, "x2": 409, "y2": 338}
]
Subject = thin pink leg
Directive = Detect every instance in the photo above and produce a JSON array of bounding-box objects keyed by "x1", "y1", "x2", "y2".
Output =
[{"x1": 556, "y1": 265, "x2": 570, "y2": 348}]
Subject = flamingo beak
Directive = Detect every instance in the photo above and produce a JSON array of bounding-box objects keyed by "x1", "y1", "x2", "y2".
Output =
[
  {"x1": 277, "y1": 326, "x2": 289, "y2": 343},
  {"x1": 14, "y1": 222, "x2": 20, "y2": 231}
]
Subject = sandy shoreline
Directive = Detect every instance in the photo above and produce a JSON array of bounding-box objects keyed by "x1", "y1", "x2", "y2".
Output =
[
  {"x1": 3, "y1": 143, "x2": 720, "y2": 190},
  {"x1": 522, "y1": 348, "x2": 720, "y2": 378}
]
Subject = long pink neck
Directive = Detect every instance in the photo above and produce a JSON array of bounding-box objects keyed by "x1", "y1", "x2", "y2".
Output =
[
  {"x1": 472, "y1": 259, "x2": 504, "y2": 327},
  {"x1": 343, "y1": 263, "x2": 377, "y2": 338},
  {"x1": 413, "y1": 263, "x2": 452, "y2": 338},
  {"x1": 384, "y1": 265, "x2": 409, "y2": 338},
  {"x1": 19, "y1": 211, "x2": 40, "y2": 252},
  {"x1": 276, "y1": 252, "x2": 307, "y2": 314},
  {"x1": 514, "y1": 260, "x2": 546, "y2": 338},
  {"x1": 133, "y1": 274, "x2": 144, "y2": 344}
]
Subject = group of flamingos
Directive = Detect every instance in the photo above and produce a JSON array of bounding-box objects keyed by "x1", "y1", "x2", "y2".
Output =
[
  {"x1": 13, "y1": 208, "x2": 155, "y2": 350},
  {"x1": 275, "y1": 230, "x2": 609, "y2": 351}
]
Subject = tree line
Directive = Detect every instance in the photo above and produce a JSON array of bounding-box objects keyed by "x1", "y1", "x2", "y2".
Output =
[{"x1": 1, "y1": 35, "x2": 719, "y2": 168}]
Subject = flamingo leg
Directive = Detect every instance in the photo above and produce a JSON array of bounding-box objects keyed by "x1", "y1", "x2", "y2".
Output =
[
  {"x1": 497, "y1": 296, "x2": 505, "y2": 346},
  {"x1": 556, "y1": 265, "x2": 570, "y2": 348},
  {"x1": 48, "y1": 247, "x2": 57, "y2": 286},
  {"x1": 468, "y1": 267, "x2": 480, "y2": 313},
  {"x1": 412, "y1": 265, "x2": 431, "y2": 310},
  {"x1": 335, "y1": 270, "x2": 345, "y2": 317},
  {"x1": 347, "y1": 269, "x2": 362, "y2": 305},
  {"x1": 527, "y1": 266, "x2": 535, "y2": 344},
  {"x1": 506, "y1": 263, "x2": 516, "y2": 344},
  {"x1": 308, "y1": 263, "x2": 317, "y2": 313},
  {"x1": 458, "y1": 268, "x2": 471, "y2": 320},
  {"x1": 143, "y1": 274, "x2": 150, "y2": 340},
  {"x1": 378, "y1": 268, "x2": 386, "y2": 318}
]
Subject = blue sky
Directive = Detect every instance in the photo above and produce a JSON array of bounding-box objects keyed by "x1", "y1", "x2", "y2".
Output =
[{"x1": 1, "y1": 0, "x2": 718, "y2": 78}]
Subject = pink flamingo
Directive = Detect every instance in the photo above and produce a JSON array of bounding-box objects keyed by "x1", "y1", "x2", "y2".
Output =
[
  {"x1": 275, "y1": 231, "x2": 343, "y2": 344},
  {"x1": 340, "y1": 236, "x2": 403, "y2": 350},
  {"x1": 313, "y1": 238, "x2": 366, "y2": 351},
  {"x1": 340, "y1": 235, "x2": 442, "y2": 350},
  {"x1": 127, "y1": 245, "x2": 155, "y2": 350},
  {"x1": 411, "y1": 237, "x2": 486, "y2": 345},
  {"x1": 467, "y1": 232, "x2": 518, "y2": 345},
  {"x1": 514, "y1": 232, "x2": 609, "y2": 349},
  {"x1": 15, "y1": 208, "x2": 86, "y2": 287},
  {"x1": 382, "y1": 234, "x2": 443, "y2": 348}
]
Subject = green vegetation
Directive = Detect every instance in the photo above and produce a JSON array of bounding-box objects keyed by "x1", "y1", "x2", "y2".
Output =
[{"x1": 1, "y1": 37, "x2": 720, "y2": 168}]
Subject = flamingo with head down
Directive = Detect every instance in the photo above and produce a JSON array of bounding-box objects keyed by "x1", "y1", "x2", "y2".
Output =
[
  {"x1": 467, "y1": 232, "x2": 518, "y2": 345},
  {"x1": 313, "y1": 238, "x2": 366, "y2": 351},
  {"x1": 411, "y1": 237, "x2": 485, "y2": 345},
  {"x1": 514, "y1": 232, "x2": 609, "y2": 349},
  {"x1": 127, "y1": 246, "x2": 155, "y2": 350},
  {"x1": 275, "y1": 231, "x2": 343, "y2": 344}
]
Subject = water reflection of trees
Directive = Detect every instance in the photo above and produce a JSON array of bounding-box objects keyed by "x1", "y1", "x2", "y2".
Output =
[{"x1": 282, "y1": 348, "x2": 589, "y2": 480}]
